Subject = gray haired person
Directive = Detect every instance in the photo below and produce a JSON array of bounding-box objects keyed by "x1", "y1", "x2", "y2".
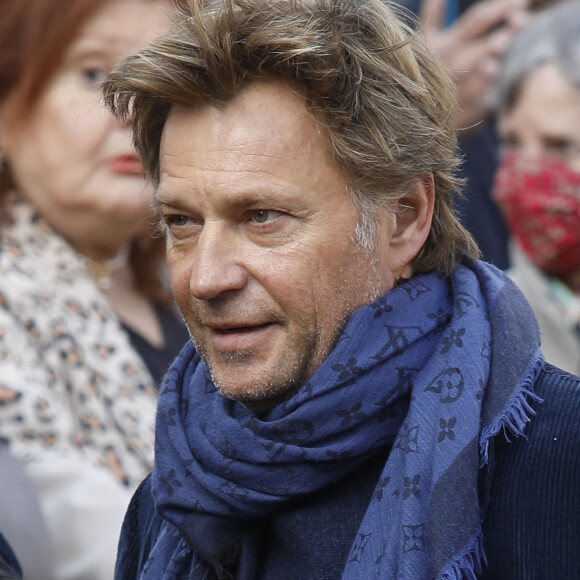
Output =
[{"x1": 491, "y1": 0, "x2": 580, "y2": 374}]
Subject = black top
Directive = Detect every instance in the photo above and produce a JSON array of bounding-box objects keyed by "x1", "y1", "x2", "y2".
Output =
[{"x1": 122, "y1": 305, "x2": 189, "y2": 387}]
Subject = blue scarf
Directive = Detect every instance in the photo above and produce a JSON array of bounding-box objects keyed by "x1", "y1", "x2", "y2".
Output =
[{"x1": 146, "y1": 261, "x2": 543, "y2": 579}]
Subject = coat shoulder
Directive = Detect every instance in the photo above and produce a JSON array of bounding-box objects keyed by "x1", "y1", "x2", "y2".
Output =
[{"x1": 482, "y1": 363, "x2": 580, "y2": 579}]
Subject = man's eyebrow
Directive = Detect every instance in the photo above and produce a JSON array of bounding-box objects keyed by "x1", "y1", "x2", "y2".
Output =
[
  {"x1": 157, "y1": 186, "x2": 288, "y2": 208},
  {"x1": 154, "y1": 189, "x2": 185, "y2": 209}
]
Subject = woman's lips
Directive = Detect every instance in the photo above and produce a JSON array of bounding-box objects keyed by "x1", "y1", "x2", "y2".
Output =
[{"x1": 107, "y1": 154, "x2": 144, "y2": 175}]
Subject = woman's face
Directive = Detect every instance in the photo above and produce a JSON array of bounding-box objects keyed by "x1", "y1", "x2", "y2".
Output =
[
  {"x1": 498, "y1": 63, "x2": 580, "y2": 172},
  {"x1": 0, "y1": 0, "x2": 172, "y2": 259}
]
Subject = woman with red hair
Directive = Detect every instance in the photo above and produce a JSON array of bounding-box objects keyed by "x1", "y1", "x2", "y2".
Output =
[{"x1": 0, "y1": 1, "x2": 187, "y2": 577}]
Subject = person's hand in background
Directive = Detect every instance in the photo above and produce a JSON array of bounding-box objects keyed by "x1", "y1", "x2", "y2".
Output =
[{"x1": 418, "y1": 0, "x2": 530, "y2": 130}]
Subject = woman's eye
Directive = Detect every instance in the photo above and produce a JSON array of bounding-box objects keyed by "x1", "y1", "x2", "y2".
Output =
[
  {"x1": 82, "y1": 67, "x2": 108, "y2": 85},
  {"x1": 251, "y1": 210, "x2": 280, "y2": 224},
  {"x1": 546, "y1": 139, "x2": 576, "y2": 156}
]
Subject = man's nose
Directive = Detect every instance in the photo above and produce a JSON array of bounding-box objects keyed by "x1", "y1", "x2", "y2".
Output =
[{"x1": 189, "y1": 222, "x2": 248, "y2": 300}]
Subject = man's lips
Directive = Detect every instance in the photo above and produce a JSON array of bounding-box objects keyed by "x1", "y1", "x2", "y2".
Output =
[
  {"x1": 106, "y1": 154, "x2": 144, "y2": 175},
  {"x1": 215, "y1": 326, "x2": 260, "y2": 333},
  {"x1": 208, "y1": 322, "x2": 277, "y2": 351}
]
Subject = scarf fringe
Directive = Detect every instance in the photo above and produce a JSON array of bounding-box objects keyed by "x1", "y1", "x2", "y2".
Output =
[
  {"x1": 479, "y1": 352, "x2": 544, "y2": 469},
  {"x1": 439, "y1": 530, "x2": 486, "y2": 580},
  {"x1": 439, "y1": 353, "x2": 544, "y2": 580}
]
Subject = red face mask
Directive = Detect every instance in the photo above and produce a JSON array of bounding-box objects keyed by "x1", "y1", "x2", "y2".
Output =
[{"x1": 493, "y1": 150, "x2": 580, "y2": 277}]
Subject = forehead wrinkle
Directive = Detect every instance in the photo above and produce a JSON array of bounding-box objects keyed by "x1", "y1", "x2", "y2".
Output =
[
  {"x1": 160, "y1": 140, "x2": 309, "y2": 190},
  {"x1": 212, "y1": 131, "x2": 305, "y2": 164},
  {"x1": 156, "y1": 164, "x2": 301, "y2": 212},
  {"x1": 161, "y1": 137, "x2": 293, "y2": 170}
]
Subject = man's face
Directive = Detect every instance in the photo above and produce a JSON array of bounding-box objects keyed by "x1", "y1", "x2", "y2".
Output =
[{"x1": 157, "y1": 82, "x2": 400, "y2": 409}]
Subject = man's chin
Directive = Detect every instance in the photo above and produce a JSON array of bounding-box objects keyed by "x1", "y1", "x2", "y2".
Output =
[{"x1": 211, "y1": 373, "x2": 301, "y2": 413}]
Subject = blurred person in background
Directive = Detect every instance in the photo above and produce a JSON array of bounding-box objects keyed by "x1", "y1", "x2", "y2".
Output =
[
  {"x1": 396, "y1": 0, "x2": 531, "y2": 269},
  {"x1": 0, "y1": 0, "x2": 188, "y2": 578},
  {"x1": 492, "y1": 0, "x2": 580, "y2": 374}
]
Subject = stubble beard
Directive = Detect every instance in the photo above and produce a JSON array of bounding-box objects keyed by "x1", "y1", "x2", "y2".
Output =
[
  {"x1": 181, "y1": 243, "x2": 388, "y2": 412},
  {"x1": 190, "y1": 323, "x2": 321, "y2": 412}
]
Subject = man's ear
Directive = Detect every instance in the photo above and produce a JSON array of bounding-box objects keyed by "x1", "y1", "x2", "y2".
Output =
[{"x1": 386, "y1": 175, "x2": 435, "y2": 277}]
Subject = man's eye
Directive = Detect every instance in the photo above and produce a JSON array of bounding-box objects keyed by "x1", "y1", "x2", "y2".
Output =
[
  {"x1": 166, "y1": 215, "x2": 189, "y2": 227},
  {"x1": 251, "y1": 210, "x2": 280, "y2": 224}
]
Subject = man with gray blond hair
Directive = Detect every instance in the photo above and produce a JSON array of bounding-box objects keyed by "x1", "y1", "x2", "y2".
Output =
[{"x1": 104, "y1": 1, "x2": 580, "y2": 578}]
